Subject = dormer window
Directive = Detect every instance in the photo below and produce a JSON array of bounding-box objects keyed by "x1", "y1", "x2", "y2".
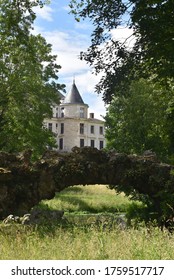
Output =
[{"x1": 90, "y1": 113, "x2": 94, "y2": 119}]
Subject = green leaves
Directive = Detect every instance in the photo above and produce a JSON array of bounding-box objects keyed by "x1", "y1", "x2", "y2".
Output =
[
  {"x1": 70, "y1": 0, "x2": 174, "y2": 162},
  {"x1": 0, "y1": 0, "x2": 64, "y2": 158},
  {"x1": 105, "y1": 79, "x2": 174, "y2": 162},
  {"x1": 132, "y1": 0, "x2": 174, "y2": 81},
  {"x1": 69, "y1": 0, "x2": 174, "y2": 100}
]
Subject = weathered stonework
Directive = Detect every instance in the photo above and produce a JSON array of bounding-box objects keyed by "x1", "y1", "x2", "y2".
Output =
[
  {"x1": 0, "y1": 148, "x2": 174, "y2": 224},
  {"x1": 0, "y1": 151, "x2": 55, "y2": 218}
]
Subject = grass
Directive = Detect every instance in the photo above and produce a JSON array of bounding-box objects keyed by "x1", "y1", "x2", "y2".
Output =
[
  {"x1": 0, "y1": 223, "x2": 174, "y2": 260},
  {"x1": 40, "y1": 184, "x2": 133, "y2": 214},
  {"x1": 0, "y1": 184, "x2": 173, "y2": 260}
]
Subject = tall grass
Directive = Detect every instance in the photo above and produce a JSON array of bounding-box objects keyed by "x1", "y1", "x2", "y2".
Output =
[
  {"x1": 0, "y1": 184, "x2": 173, "y2": 260},
  {"x1": 0, "y1": 224, "x2": 174, "y2": 260}
]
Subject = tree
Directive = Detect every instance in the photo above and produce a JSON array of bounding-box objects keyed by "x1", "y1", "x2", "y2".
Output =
[
  {"x1": 70, "y1": 0, "x2": 174, "y2": 102},
  {"x1": 0, "y1": 0, "x2": 64, "y2": 158},
  {"x1": 70, "y1": 0, "x2": 174, "y2": 160},
  {"x1": 131, "y1": 0, "x2": 174, "y2": 80},
  {"x1": 69, "y1": 1, "x2": 174, "y2": 223},
  {"x1": 105, "y1": 79, "x2": 173, "y2": 161}
]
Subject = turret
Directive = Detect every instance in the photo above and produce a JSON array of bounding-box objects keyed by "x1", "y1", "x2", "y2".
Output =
[{"x1": 61, "y1": 79, "x2": 88, "y2": 119}]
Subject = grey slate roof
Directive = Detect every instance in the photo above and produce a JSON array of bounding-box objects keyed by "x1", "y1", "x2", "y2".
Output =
[{"x1": 64, "y1": 80, "x2": 84, "y2": 104}]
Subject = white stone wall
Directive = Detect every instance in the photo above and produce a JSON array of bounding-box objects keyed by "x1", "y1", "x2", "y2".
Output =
[
  {"x1": 63, "y1": 104, "x2": 88, "y2": 119},
  {"x1": 85, "y1": 119, "x2": 105, "y2": 150},
  {"x1": 51, "y1": 103, "x2": 89, "y2": 119},
  {"x1": 44, "y1": 100, "x2": 105, "y2": 152}
]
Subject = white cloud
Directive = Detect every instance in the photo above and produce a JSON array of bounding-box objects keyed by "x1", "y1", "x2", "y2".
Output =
[
  {"x1": 34, "y1": 28, "x2": 90, "y2": 76},
  {"x1": 74, "y1": 21, "x2": 93, "y2": 31},
  {"x1": 43, "y1": 30, "x2": 89, "y2": 52},
  {"x1": 33, "y1": 5, "x2": 54, "y2": 22},
  {"x1": 110, "y1": 27, "x2": 135, "y2": 49},
  {"x1": 62, "y1": 5, "x2": 71, "y2": 12},
  {"x1": 31, "y1": 5, "x2": 137, "y2": 122},
  {"x1": 33, "y1": 25, "x2": 106, "y2": 119}
]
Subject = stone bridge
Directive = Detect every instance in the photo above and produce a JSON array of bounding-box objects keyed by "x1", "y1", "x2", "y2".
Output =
[{"x1": 0, "y1": 147, "x2": 174, "y2": 220}]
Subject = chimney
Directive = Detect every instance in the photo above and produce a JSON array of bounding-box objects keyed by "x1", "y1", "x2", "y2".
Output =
[{"x1": 90, "y1": 113, "x2": 94, "y2": 119}]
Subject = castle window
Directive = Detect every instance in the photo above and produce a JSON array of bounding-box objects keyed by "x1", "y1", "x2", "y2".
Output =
[
  {"x1": 61, "y1": 107, "x2": 64, "y2": 117},
  {"x1": 59, "y1": 138, "x2": 63, "y2": 150},
  {"x1": 91, "y1": 140, "x2": 95, "y2": 148},
  {"x1": 80, "y1": 107, "x2": 85, "y2": 118},
  {"x1": 55, "y1": 107, "x2": 58, "y2": 118},
  {"x1": 80, "y1": 123, "x2": 84, "y2": 134},
  {"x1": 99, "y1": 140, "x2": 104, "y2": 150},
  {"x1": 80, "y1": 139, "x2": 84, "y2": 147},
  {"x1": 90, "y1": 125, "x2": 94, "y2": 134},
  {"x1": 48, "y1": 123, "x2": 52, "y2": 131},
  {"x1": 99, "y1": 126, "x2": 103, "y2": 135},
  {"x1": 60, "y1": 123, "x2": 64, "y2": 134}
]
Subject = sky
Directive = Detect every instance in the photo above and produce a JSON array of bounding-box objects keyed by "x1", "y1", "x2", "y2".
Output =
[
  {"x1": 33, "y1": 0, "x2": 105, "y2": 120},
  {"x1": 33, "y1": 0, "x2": 134, "y2": 120}
]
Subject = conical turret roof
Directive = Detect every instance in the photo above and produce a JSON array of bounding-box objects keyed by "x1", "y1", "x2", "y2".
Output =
[{"x1": 64, "y1": 79, "x2": 84, "y2": 104}]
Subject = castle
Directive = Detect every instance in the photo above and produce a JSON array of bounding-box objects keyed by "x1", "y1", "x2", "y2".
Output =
[{"x1": 44, "y1": 79, "x2": 106, "y2": 152}]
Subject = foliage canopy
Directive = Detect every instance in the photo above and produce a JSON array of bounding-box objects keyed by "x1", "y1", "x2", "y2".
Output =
[
  {"x1": 0, "y1": 0, "x2": 64, "y2": 158},
  {"x1": 70, "y1": 0, "x2": 174, "y2": 102},
  {"x1": 105, "y1": 79, "x2": 173, "y2": 161},
  {"x1": 70, "y1": 0, "x2": 174, "y2": 162}
]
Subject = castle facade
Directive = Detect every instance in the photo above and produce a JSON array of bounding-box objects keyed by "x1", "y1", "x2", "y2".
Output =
[{"x1": 44, "y1": 80, "x2": 105, "y2": 152}]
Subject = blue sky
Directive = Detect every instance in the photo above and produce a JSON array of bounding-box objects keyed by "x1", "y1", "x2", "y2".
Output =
[
  {"x1": 33, "y1": 1, "x2": 134, "y2": 120},
  {"x1": 33, "y1": 0, "x2": 106, "y2": 120}
]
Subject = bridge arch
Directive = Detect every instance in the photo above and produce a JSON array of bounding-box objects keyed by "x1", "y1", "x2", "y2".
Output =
[{"x1": 0, "y1": 147, "x2": 174, "y2": 223}]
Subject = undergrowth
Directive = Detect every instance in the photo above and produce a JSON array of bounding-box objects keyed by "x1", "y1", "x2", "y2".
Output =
[{"x1": 0, "y1": 185, "x2": 173, "y2": 260}]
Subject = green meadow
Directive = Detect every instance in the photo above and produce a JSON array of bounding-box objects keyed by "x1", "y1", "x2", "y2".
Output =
[{"x1": 0, "y1": 185, "x2": 174, "y2": 260}]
